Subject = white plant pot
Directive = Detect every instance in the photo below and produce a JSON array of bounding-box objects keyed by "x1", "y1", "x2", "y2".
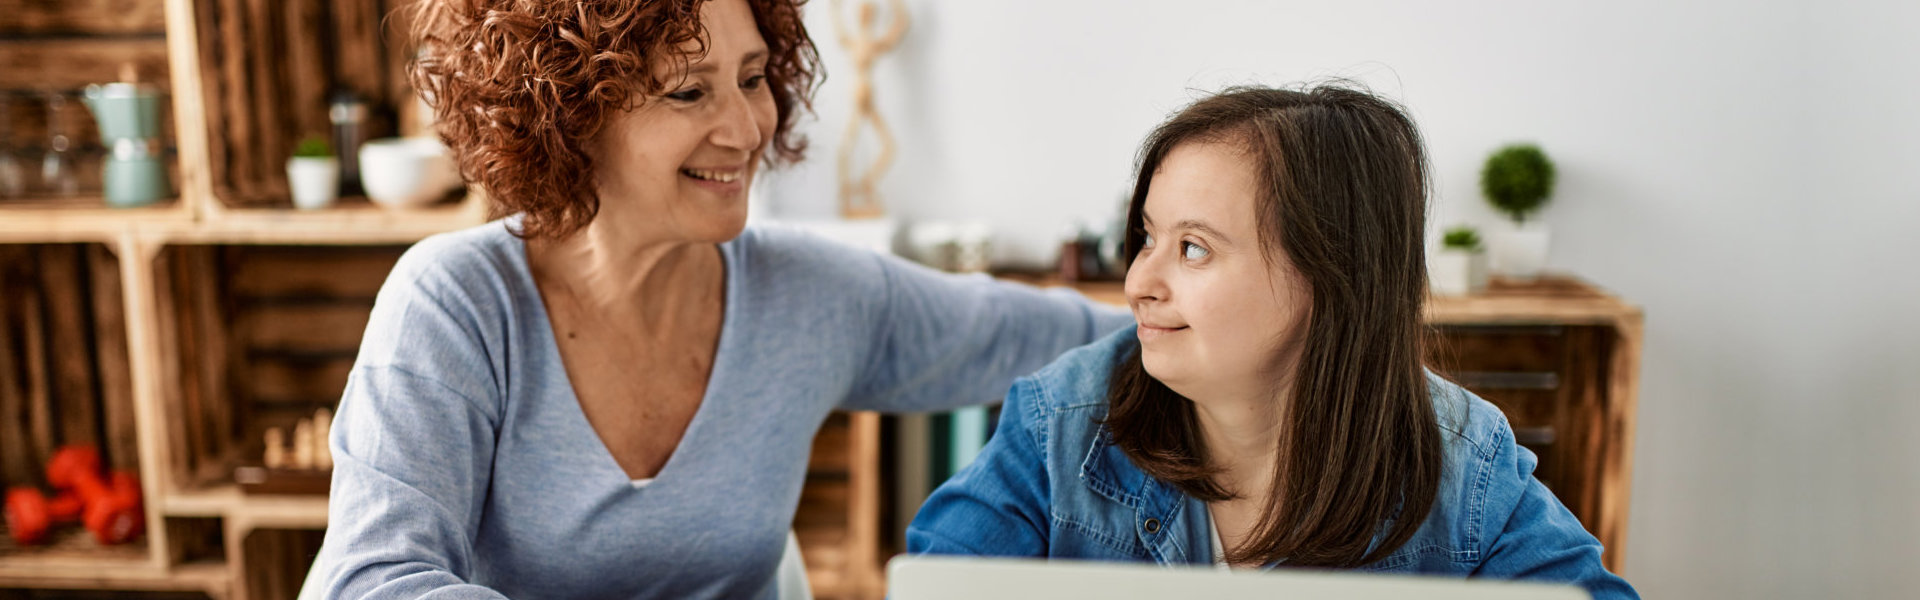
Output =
[
  {"x1": 1430, "y1": 249, "x2": 1488, "y2": 296},
  {"x1": 1489, "y1": 225, "x2": 1551, "y2": 281},
  {"x1": 286, "y1": 157, "x2": 339, "y2": 210}
]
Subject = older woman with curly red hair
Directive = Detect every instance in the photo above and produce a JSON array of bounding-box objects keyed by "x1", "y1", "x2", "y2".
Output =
[{"x1": 309, "y1": 0, "x2": 1129, "y2": 598}]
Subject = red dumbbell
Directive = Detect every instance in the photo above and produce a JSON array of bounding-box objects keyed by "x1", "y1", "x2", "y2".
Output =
[
  {"x1": 45, "y1": 446, "x2": 145, "y2": 545},
  {"x1": 4, "y1": 487, "x2": 83, "y2": 545}
]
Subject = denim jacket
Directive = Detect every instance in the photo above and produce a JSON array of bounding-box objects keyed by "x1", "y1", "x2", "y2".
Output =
[{"x1": 907, "y1": 327, "x2": 1637, "y2": 599}]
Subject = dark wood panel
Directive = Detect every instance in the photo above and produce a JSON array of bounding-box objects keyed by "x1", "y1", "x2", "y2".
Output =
[
  {"x1": 1428, "y1": 325, "x2": 1566, "y2": 374},
  {"x1": 223, "y1": 246, "x2": 403, "y2": 299},
  {"x1": 193, "y1": 0, "x2": 416, "y2": 207},
  {"x1": 0, "y1": 0, "x2": 168, "y2": 35},
  {"x1": 0, "y1": 246, "x2": 38, "y2": 486},
  {"x1": 0, "y1": 38, "x2": 171, "y2": 92},
  {"x1": 36, "y1": 245, "x2": 102, "y2": 449},
  {"x1": 809, "y1": 412, "x2": 852, "y2": 474},
  {"x1": 236, "y1": 303, "x2": 373, "y2": 352},
  {"x1": 1468, "y1": 387, "x2": 1561, "y2": 429},
  {"x1": 162, "y1": 245, "x2": 240, "y2": 483},
  {"x1": 241, "y1": 528, "x2": 327, "y2": 600},
  {"x1": 1556, "y1": 326, "x2": 1612, "y2": 532},
  {"x1": 243, "y1": 356, "x2": 353, "y2": 406},
  {"x1": 89, "y1": 244, "x2": 138, "y2": 471}
]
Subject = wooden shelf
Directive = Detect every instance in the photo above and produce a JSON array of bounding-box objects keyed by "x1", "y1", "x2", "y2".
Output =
[
  {"x1": 1427, "y1": 275, "x2": 1641, "y2": 326},
  {"x1": 0, "y1": 525, "x2": 155, "y2": 580},
  {"x1": 0, "y1": 198, "x2": 194, "y2": 243},
  {"x1": 0, "y1": 193, "x2": 488, "y2": 245},
  {"x1": 0, "y1": 561, "x2": 227, "y2": 594},
  {"x1": 186, "y1": 195, "x2": 488, "y2": 245},
  {"x1": 161, "y1": 485, "x2": 328, "y2": 531}
]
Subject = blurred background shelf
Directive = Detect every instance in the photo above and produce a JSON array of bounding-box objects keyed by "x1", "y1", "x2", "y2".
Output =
[
  {"x1": 0, "y1": 562, "x2": 226, "y2": 597},
  {"x1": 159, "y1": 486, "x2": 327, "y2": 532},
  {"x1": 0, "y1": 526, "x2": 153, "y2": 577}
]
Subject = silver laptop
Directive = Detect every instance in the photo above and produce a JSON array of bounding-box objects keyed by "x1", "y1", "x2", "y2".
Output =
[{"x1": 888, "y1": 556, "x2": 1591, "y2": 600}]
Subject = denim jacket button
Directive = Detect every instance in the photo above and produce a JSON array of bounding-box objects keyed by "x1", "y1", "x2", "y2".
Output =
[{"x1": 1144, "y1": 518, "x2": 1161, "y2": 534}]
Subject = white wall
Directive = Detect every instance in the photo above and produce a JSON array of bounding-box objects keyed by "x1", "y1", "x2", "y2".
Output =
[{"x1": 762, "y1": 0, "x2": 1920, "y2": 597}]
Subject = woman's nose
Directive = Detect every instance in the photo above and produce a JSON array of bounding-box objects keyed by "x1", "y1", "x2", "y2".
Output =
[
  {"x1": 1125, "y1": 248, "x2": 1168, "y2": 305},
  {"x1": 710, "y1": 88, "x2": 765, "y2": 152}
]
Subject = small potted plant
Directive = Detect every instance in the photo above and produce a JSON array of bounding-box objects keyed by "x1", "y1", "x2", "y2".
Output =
[
  {"x1": 1431, "y1": 225, "x2": 1488, "y2": 296},
  {"x1": 287, "y1": 135, "x2": 339, "y2": 210},
  {"x1": 1480, "y1": 143, "x2": 1556, "y2": 280}
]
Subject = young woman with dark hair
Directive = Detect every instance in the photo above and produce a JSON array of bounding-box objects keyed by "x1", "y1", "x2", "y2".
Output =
[{"x1": 907, "y1": 85, "x2": 1637, "y2": 599}]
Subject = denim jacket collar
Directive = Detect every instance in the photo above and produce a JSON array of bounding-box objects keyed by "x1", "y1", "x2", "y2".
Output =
[{"x1": 1079, "y1": 424, "x2": 1211, "y2": 565}]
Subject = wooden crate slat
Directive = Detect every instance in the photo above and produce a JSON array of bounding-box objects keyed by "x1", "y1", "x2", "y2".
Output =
[
  {"x1": 242, "y1": 0, "x2": 287, "y2": 206},
  {"x1": 149, "y1": 244, "x2": 198, "y2": 488},
  {"x1": 282, "y1": 0, "x2": 332, "y2": 141},
  {"x1": 236, "y1": 303, "x2": 373, "y2": 353},
  {"x1": 0, "y1": 38, "x2": 172, "y2": 92},
  {"x1": 0, "y1": 0, "x2": 168, "y2": 36},
  {"x1": 89, "y1": 244, "x2": 140, "y2": 471},
  {"x1": 208, "y1": 0, "x2": 255, "y2": 204},
  {"x1": 223, "y1": 246, "x2": 401, "y2": 299},
  {"x1": 19, "y1": 262, "x2": 58, "y2": 471},
  {"x1": 188, "y1": 0, "x2": 232, "y2": 206},
  {"x1": 242, "y1": 356, "x2": 352, "y2": 407},
  {"x1": 331, "y1": 0, "x2": 385, "y2": 100},
  {"x1": 0, "y1": 246, "x2": 37, "y2": 485},
  {"x1": 188, "y1": 246, "x2": 237, "y2": 472},
  {"x1": 37, "y1": 245, "x2": 103, "y2": 449}
]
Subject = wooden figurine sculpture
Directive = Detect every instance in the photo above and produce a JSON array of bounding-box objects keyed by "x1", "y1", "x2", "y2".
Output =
[{"x1": 833, "y1": 0, "x2": 908, "y2": 219}]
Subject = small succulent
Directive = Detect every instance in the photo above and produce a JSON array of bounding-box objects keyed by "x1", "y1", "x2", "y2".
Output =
[
  {"x1": 293, "y1": 136, "x2": 333, "y2": 159},
  {"x1": 1442, "y1": 226, "x2": 1482, "y2": 252},
  {"x1": 1480, "y1": 143, "x2": 1556, "y2": 224}
]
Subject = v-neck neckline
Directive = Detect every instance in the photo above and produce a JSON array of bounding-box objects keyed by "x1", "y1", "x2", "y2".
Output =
[{"x1": 512, "y1": 225, "x2": 739, "y2": 487}]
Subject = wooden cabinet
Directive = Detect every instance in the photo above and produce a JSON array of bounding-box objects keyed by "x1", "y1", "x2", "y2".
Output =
[{"x1": 1426, "y1": 276, "x2": 1643, "y2": 574}]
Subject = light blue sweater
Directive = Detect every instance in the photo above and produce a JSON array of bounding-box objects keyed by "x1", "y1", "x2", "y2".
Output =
[{"x1": 314, "y1": 219, "x2": 1132, "y2": 599}]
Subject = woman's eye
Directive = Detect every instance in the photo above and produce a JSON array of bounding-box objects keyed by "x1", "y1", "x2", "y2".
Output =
[
  {"x1": 666, "y1": 87, "x2": 705, "y2": 102},
  {"x1": 1182, "y1": 241, "x2": 1209, "y2": 260},
  {"x1": 1140, "y1": 233, "x2": 1156, "y2": 250},
  {"x1": 742, "y1": 74, "x2": 767, "y2": 90}
]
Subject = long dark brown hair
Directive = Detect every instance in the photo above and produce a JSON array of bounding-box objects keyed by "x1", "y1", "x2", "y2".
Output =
[{"x1": 1104, "y1": 84, "x2": 1441, "y2": 567}]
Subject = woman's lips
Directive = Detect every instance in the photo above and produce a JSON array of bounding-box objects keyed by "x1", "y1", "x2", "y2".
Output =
[
  {"x1": 1137, "y1": 323, "x2": 1188, "y2": 343},
  {"x1": 682, "y1": 168, "x2": 746, "y2": 194}
]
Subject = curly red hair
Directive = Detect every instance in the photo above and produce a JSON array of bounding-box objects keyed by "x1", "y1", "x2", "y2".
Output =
[{"x1": 407, "y1": 0, "x2": 820, "y2": 239}]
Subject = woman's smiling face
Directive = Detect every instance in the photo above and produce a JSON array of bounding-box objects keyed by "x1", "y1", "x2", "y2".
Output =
[
  {"x1": 591, "y1": 0, "x2": 778, "y2": 243},
  {"x1": 1125, "y1": 139, "x2": 1312, "y2": 403}
]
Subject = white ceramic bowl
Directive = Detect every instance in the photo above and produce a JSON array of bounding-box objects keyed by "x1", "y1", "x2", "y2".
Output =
[{"x1": 358, "y1": 137, "x2": 461, "y2": 209}]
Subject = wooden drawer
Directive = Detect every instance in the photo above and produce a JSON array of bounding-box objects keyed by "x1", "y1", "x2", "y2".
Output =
[{"x1": 1428, "y1": 323, "x2": 1614, "y2": 526}]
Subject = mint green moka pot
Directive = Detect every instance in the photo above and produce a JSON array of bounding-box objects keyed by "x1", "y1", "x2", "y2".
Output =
[{"x1": 82, "y1": 82, "x2": 167, "y2": 208}]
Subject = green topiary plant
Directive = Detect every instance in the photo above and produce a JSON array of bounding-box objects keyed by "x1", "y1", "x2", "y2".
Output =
[
  {"x1": 1442, "y1": 226, "x2": 1481, "y2": 252},
  {"x1": 1480, "y1": 143, "x2": 1555, "y2": 224},
  {"x1": 293, "y1": 135, "x2": 333, "y2": 159}
]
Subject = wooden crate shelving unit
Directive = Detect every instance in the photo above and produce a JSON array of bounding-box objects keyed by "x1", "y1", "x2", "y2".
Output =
[
  {"x1": 0, "y1": 2, "x2": 888, "y2": 600},
  {"x1": 0, "y1": 0, "x2": 182, "y2": 216}
]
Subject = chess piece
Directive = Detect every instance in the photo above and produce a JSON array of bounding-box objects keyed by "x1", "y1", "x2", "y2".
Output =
[
  {"x1": 264, "y1": 427, "x2": 287, "y2": 468},
  {"x1": 292, "y1": 419, "x2": 314, "y2": 469},
  {"x1": 832, "y1": 0, "x2": 908, "y2": 219}
]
